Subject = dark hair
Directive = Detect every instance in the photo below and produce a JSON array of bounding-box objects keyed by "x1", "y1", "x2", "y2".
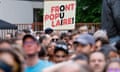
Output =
[
  {"x1": 22, "y1": 29, "x2": 31, "y2": 34},
  {"x1": 54, "y1": 41, "x2": 68, "y2": 54},
  {"x1": 39, "y1": 35, "x2": 47, "y2": 43},
  {"x1": 38, "y1": 47, "x2": 47, "y2": 59},
  {"x1": 115, "y1": 40, "x2": 120, "y2": 54},
  {"x1": 95, "y1": 37, "x2": 109, "y2": 45},
  {"x1": 68, "y1": 30, "x2": 73, "y2": 33},
  {"x1": 0, "y1": 49, "x2": 22, "y2": 72},
  {"x1": 45, "y1": 28, "x2": 53, "y2": 34},
  {"x1": 60, "y1": 33, "x2": 69, "y2": 40},
  {"x1": 73, "y1": 53, "x2": 89, "y2": 62},
  {"x1": 23, "y1": 34, "x2": 39, "y2": 45}
]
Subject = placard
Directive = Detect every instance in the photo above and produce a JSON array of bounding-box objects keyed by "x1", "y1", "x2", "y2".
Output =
[{"x1": 44, "y1": 0, "x2": 76, "y2": 30}]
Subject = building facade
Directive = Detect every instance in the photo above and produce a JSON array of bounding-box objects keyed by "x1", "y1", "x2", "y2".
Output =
[{"x1": 0, "y1": 0, "x2": 43, "y2": 26}]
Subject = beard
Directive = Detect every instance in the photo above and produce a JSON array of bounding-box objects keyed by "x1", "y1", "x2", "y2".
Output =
[{"x1": 25, "y1": 53, "x2": 38, "y2": 58}]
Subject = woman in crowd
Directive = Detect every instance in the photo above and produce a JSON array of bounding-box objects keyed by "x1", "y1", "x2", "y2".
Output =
[
  {"x1": 0, "y1": 49, "x2": 23, "y2": 72},
  {"x1": 0, "y1": 60, "x2": 12, "y2": 72},
  {"x1": 105, "y1": 58, "x2": 120, "y2": 72}
]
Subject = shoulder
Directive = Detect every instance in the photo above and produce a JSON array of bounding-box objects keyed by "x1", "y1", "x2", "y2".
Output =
[{"x1": 39, "y1": 60, "x2": 53, "y2": 66}]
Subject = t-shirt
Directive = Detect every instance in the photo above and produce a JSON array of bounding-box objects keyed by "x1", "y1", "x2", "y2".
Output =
[{"x1": 24, "y1": 60, "x2": 53, "y2": 72}]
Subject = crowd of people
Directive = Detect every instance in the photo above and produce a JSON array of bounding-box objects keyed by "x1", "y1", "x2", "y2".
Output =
[{"x1": 0, "y1": 25, "x2": 120, "y2": 72}]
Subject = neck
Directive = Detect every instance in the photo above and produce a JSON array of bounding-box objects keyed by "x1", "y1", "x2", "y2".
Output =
[{"x1": 25, "y1": 55, "x2": 39, "y2": 66}]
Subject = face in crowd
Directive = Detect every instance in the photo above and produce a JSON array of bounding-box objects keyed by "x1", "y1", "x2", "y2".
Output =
[
  {"x1": 51, "y1": 35, "x2": 59, "y2": 42},
  {"x1": 23, "y1": 37, "x2": 40, "y2": 56},
  {"x1": 0, "y1": 49, "x2": 22, "y2": 72},
  {"x1": 47, "y1": 42, "x2": 56, "y2": 56},
  {"x1": 106, "y1": 59, "x2": 120, "y2": 72},
  {"x1": 89, "y1": 52, "x2": 106, "y2": 72},
  {"x1": 53, "y1": 43, "x2": 68, "y2": 63},
  {"x1": 43, "y1": 35, "x2": 52, "y2": 47},
  {"x1": 75, "y1": 43, "x2": 92, "y2": 55},
  {"x1": 74, "y1": 34, "x2": 95, "y2": 55},
  {"x1": 54, "y1": 50, "x2": 68, "y2": 63}
]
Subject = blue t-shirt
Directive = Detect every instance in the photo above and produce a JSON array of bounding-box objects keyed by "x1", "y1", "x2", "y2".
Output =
[{"x1": 25, "y1": 60, "x2": 53, "y2": 72}]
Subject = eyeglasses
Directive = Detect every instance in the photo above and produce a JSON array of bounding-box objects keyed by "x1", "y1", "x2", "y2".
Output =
[
  {"x1": 24, "y1": 41, "x2": 36, "y2": 45},
  {"x1": 55, "y1": 55, "x2": 66, "y2": 58},
  {"x1": 51, "y1": 38, "x2": 59, "y2": 42}
]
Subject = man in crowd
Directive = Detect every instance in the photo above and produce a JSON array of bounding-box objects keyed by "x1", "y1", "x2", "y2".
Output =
[
  {"x1": 39, "y1": 34, "x2": 51, "y2": 49},
  {"x1": 22, "y1": 34, "x2": 52, "y2": 72},
  {"x1": 74, "y1": 34, "x2": 95, "y2": 55},
  {"x1": 53, "y1": 42, "x2": 69, "y2": 63},
  {"x1": 89, "y1": 51, "x2": 106, "y2": 72},
  {"x1": 78, "y1": 25, "x2": 88, "y2": 34}
]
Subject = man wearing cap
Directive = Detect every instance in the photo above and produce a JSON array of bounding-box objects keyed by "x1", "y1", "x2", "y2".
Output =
[
  {"x1": 53, "y1": 42, "x2": 69, "y2": 63},
  {"x1": 22, "y1": 34, "x2": 52, "y2": 72},
  {"x1": 74, "y1": 34, "x2": 95, "y2": 55}
]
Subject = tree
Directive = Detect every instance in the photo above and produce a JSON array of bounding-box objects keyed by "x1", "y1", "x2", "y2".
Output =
[{"x1": 76, "y1": 0, "x2": 102, "y2": 23}]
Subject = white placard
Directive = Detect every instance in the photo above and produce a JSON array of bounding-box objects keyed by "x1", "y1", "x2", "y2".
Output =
[{"x1": 44, "y1": 0, "x2": 76, "y2": 30}]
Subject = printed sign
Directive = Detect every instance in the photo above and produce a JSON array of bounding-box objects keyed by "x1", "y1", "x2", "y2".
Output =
[{"x1": 44, "y1": 0, "x2": 76, "y2": 30}]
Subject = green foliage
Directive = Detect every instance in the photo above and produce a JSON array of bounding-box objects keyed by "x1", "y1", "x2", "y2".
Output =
[
  {"x1": 76, "y1": 0, "x2": 102, "y2": 23},
  {"x1": 37, "y1": 9, "x2": 43, "y2": 22}
]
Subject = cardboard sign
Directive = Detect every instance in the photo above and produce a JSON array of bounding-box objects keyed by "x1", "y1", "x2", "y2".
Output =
[{"x1": 44, "y1": 0, "x2": 76, "y2": 30}]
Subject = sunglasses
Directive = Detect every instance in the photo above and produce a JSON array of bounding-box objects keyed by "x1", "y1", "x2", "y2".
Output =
[{"x1": 51, "y1": 38, "x2": 59, "y2": 42}]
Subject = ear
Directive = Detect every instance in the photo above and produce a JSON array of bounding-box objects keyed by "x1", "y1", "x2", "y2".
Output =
[
  {"x1": 37, "y1": 44, "x2": 41, "y2": 52},
  {"x1": 90, "y1": 45, "x2": 96, "y2": 52}
]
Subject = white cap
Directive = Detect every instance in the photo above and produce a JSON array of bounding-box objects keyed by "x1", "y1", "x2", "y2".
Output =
[{"x1": 93, "y1": 30, "x2": 108, "y2": 40}]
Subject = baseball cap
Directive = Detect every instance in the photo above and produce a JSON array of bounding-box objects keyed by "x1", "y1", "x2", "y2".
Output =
[
  {"x1": 93, "y1": 30, "x2": 108, "y2": 40},
  {"x1": 74, "y1": 34, "x2": 95, "y2": 45},
  {"x1": 23, "y1": 34, "x2": 39, "y2": 44},
  {"x1": 54, "y1": 43, "x2": 68, "y2": 54}
]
